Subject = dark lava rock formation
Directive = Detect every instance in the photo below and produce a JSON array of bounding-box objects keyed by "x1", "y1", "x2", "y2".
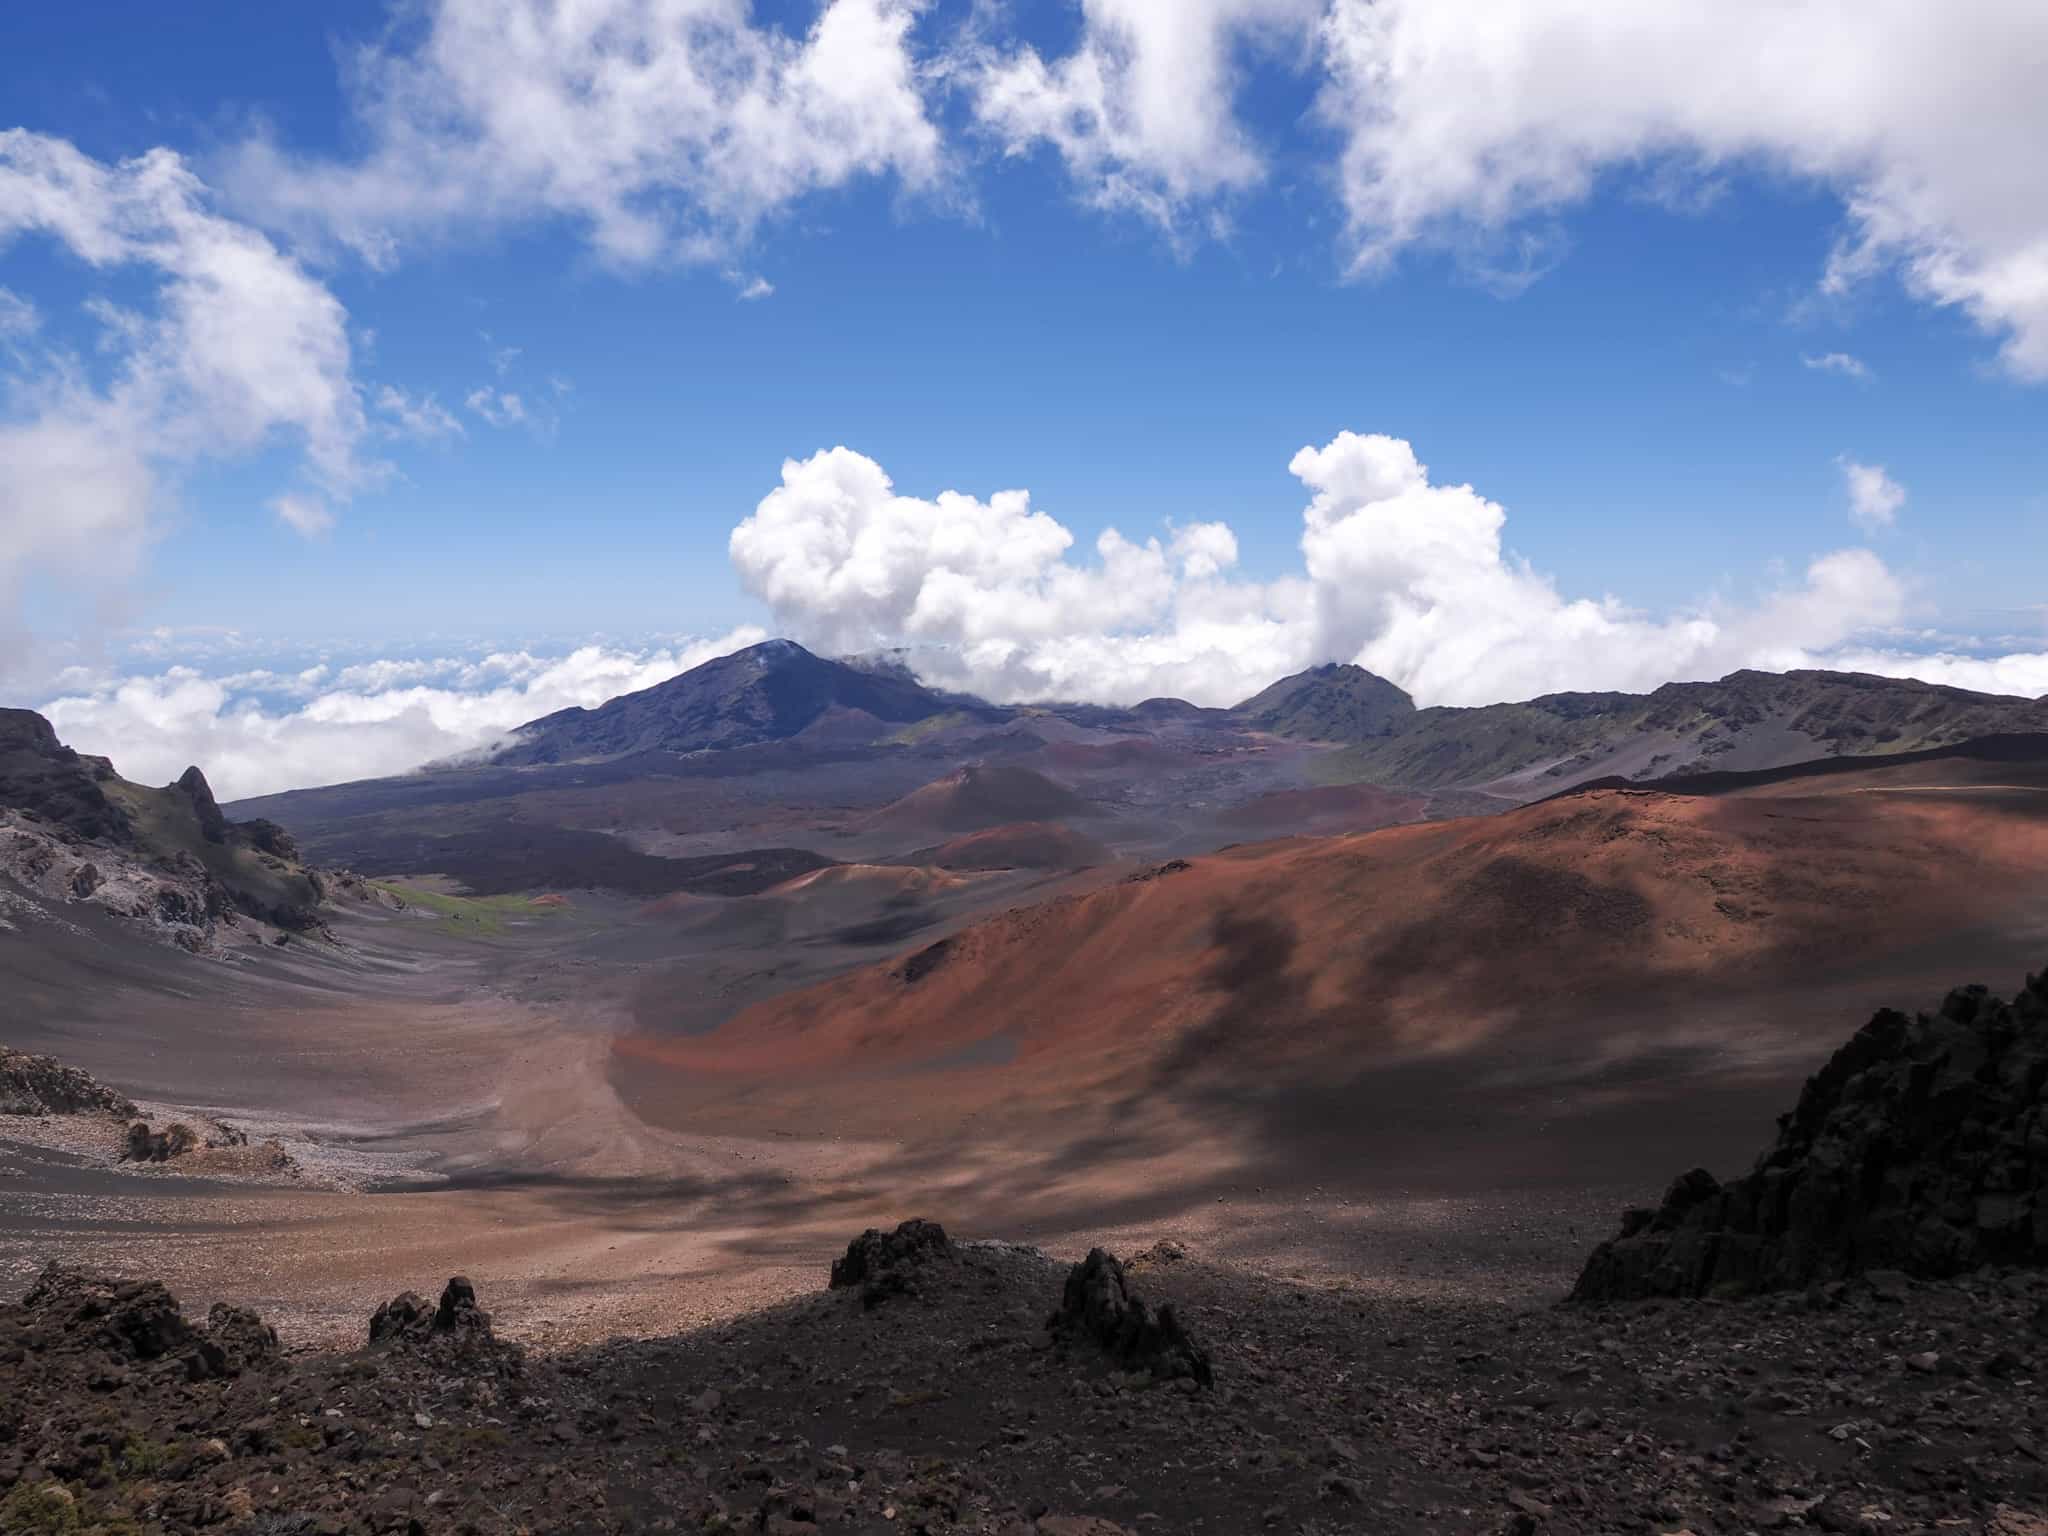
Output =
[
  {"x1": 1575, "y1": 967, "x2": 2048, "y2": 1301},
  {"x1": 0, "y1": 1046, "x2": 136, "y2": 1118},
  {"x1": 0, "y1": 707, "x2": 133, "y2": 842},
  {"x1": 368, "y1": 1276, "x2": 517, "y2": 1368},
  {"x1": 14, "y1": 1235, "x2": 2048, "y2": 1532},
  {"x1": 14, "y1": 1263, "x2": 270, "y2": 1383},
  {"x1": 829, "y1": 1217, "x2": 953, "y2": 1306},
  {"x1": 123, "y1": 1120, "x2": 201, "y2": 1163},
  {"x1": 1048, "y1": 1247, "x2": 1213, "y2": 1386}
]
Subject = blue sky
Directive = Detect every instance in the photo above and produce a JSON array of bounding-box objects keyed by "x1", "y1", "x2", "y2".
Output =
[{"x1": 3, "y1": 0, "x2": 2045, "y2": 794}]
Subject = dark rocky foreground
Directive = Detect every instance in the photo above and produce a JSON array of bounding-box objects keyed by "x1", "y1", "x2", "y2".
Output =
[
  {"x1": 8, "y1": 1226, "x2": 2048, "y2": 1535},
  {"x1": 1576, "y1": 969, "x2": 2048, "y2": 1301}
]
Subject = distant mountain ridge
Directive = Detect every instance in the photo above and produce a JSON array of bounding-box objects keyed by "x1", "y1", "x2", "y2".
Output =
[
  {"x1": 1323, "y1": 667, "x2": 2048, "y2": 794},
  {"x1": 496, "y1": 639, "x2": 1000, "y2": 765},
  {"x1": 492, "y1": 641, "x2": 2048, "y2": 800}
]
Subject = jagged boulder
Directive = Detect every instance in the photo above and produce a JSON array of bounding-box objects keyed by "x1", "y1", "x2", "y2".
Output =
[
  {"x1": 0, "y1": 1047, "x2": 137, "y2": 1117},
  {"x1": 1048, "y1": 1248, "x2": 1213, "y2": 1386},
  {"x1": 175, "y1": 765, "x2": 229, "y2": 843},
  {"x1": 1574, "y1": 969, "x2": 2048, "y2": 1301},
  {"x1": 829, "y1": 1218, "x2": 953, "y2": 1307},
  {"x1": 239, "y1": 817, "x2": 301, "y2": 861},
  {"x1": 123, "y1": 1120, "x2": 200, "y2": 1162},
  {"x1": 19, "y1": 1263, "x2": 195, "y2": 1362},
  {"x1": 204, "y1": 1302, "x2": 280, "y2": 1372},
  {"x1": 368, "y1": 1276, "x2": 517, "y2": 1368}
]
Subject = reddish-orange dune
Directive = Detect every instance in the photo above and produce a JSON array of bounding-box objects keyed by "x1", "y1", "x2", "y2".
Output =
[
  {"x1": 862, "y1": 762, "x2": 1090, "y2": 841},
  {"x1": 618, "y1": 776, "x2": 2048, "y2": 1161}
]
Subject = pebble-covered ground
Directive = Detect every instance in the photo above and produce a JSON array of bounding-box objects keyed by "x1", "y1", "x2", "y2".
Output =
[{"x1": 5, "y1": 1229, "x2": 2048, "y2": 1536}]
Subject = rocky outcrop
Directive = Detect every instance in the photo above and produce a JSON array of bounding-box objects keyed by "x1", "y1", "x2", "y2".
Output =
[
  {"x1": 1048, "y1": 1248, "x2": 1213, "y2": 1386},
  {"x1": 175, "y1": 766, "x2": 229, "y2": 844},
  {"x1": 19, "y1": 1264, "x2": 196, "y2": 1364},
  {"x1": 0, "y1": 708, "x2": 131, "y2": 843},
  {"x1": 368, "y1": 1277, "x2": 518, "y2": 1370},
  {"x1": 1574, "y1": 968, "x2": 2048, "y2": 1301},
  {"x1": 123, "y1": 1121, "x2": 201, "y2": 1163},
  {"x1": 0, "y1": 711, "x2": 332, "y2": 951},
  {"x1": 0, "y1": 1047, "x2": 137, "y2": 1118},
  {"x1": 829, "y1": 1218, "x2": 953, "y2": 1307},
  {"x1": 200, "y1": 1302, "x2": 279, "y2": 1374},
  {"x1": 14, "y1": 1265, "x2": 279, "y2": 1392}
]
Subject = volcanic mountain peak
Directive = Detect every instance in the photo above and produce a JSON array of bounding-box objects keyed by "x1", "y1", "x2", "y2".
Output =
[
  {"x1": 496, "y1": 638, "x2": 991, "y2": 766},
  {"x1": 1230, "y1": 662, "x2": 1416, "y2": 742}
]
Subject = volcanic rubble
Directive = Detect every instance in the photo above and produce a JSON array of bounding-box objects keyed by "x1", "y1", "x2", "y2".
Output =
[{"x1": 8, "y1": 974, "x2": 2048, "y2": 1532}]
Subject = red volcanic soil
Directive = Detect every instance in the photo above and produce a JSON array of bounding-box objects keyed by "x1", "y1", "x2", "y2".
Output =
[
  {"x1": 927, "y1": 820, "x2": 1111, "y2": 870},
  {"x1": 617, "y1": 778, "x2": 2048, "y2": 1189},
  {"x1": 863, "y1": 762, "x2": 1092, "y2": 841},
  {"x1": 1216, "y1": 782, "x2": 1427, "y2": 836}
]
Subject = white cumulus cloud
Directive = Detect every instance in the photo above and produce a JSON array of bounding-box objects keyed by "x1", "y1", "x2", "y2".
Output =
[
  {"x1": 0, "y1": 131, "x2": 375, "y2": 664},
  {"x1": 728, "y1": 431, "x2": 1967, "y2": 710},
  {"x1": 1314, "y1": 0, "x2": 2048, "y2": 378},
  {"x1": 1840, "y1": 458, "x2": 1906, "y2": 532},
  {"x1": 222, "y1": 0, "x2": 949, "y2": 269},
  {"x1": 966, "y1": 0, "x2": 1320, "y2": 237}
]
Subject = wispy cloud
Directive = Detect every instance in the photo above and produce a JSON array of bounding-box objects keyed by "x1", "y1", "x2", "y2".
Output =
[
  {"x1": 269, "y1": 493, "x2": 336, "y2": 538},
  {"x1": 373, "y1": 384, "x2": 464, "y2": 442},
  {"x1": 1803, "y1": 351, "x2": 1873, "y2": 381}
]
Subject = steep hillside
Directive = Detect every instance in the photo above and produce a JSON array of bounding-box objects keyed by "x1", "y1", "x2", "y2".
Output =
[
  {"x1": 1326, "y1": 668, "x2": 2048, "y2": 795},
  {"x1": 625, "y1": 741, "x2": 2048, "y2": 1158},
  {"x1": 1230, "y1": 662, "x2": 1416, "y2": 742},
  {"x1": 0, "y1": 709, "x2": 329, "y2": 944},
  {"x1": 497, "y1": 639, "x2": 997, "y2": 765}
]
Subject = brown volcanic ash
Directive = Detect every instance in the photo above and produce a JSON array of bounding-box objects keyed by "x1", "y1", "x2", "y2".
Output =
[
  {"x1": 1214, "y1": 782, "x2": 1427, "y2": 836},
  {"x1": 619, "y1": 770, "x2": 2048, "y2": 1171},
  {"x1": 863, "y1": 762, "x2": 1093, "y2": 840},
  {"x1": 927, "y1": 820, "x2": 1111, "y2": 870}
]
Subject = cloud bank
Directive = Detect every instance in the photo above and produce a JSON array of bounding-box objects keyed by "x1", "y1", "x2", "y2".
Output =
[
  {"x1": 38, "y1": 630, "x2": 763, "y2": 801},
  {"x1": 731, "y1": 431, "x2": 2045, "y2": 710}
]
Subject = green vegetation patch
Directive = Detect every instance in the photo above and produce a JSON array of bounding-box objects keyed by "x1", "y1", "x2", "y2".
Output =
[
  {"x1": 882, "y1": 711, "x2": 975, "y2": 745},
  {"x1": 371, "y1": 881, "x2": 567, "y2": 936}
]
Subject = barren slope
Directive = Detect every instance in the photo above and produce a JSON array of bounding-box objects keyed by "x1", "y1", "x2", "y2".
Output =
[{"x1": 621, "y1": 749, "x2": 2048, "y2": 1197}]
